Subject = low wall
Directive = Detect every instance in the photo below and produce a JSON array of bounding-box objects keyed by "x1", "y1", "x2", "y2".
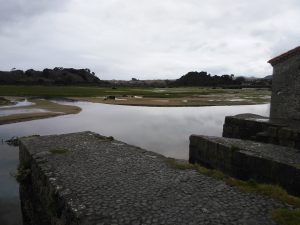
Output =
[
  {"x1": 19, "y1": 138, "x2": 78, "y2": 225},
  {"x1": 189, "y1": 135, "x2": 300, "y2": 196}
]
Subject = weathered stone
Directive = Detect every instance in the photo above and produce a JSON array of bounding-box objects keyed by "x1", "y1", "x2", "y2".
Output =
[
  {"x1": 223, "y1": 113, "x2": 300, "y2": 150},
  {"x1": 19, "y1": 132, "x2": 285, "y2": 225},
  {"x1": 189, "y1": 135, "x2": 300, "y2": 196},
  {"x1": 268, "y1": 46, "x2": 300, "y2": 121},
  {"x1": 222, "y1": 113, "x2": 270, "y2": 140}
]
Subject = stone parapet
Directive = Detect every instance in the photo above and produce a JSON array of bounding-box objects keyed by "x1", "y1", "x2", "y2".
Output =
[{"x1": 189, "y1": 135, "x2": 300, "y2": 196}]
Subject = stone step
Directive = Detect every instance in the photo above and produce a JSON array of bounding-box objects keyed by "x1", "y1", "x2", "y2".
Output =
[
  {"x1": 223, "y1": 113, "x2": 300, "y2": 150},
  {"x1": 190, "y1": 135, "x2": 300, "y2": 196}
]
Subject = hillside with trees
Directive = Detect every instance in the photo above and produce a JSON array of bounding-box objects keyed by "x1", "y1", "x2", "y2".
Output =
[
  {"x1": 172, "y1": 71, "x2": 241, "y2": 87},
  {"x1": 0, "y1": 68, "x2": 105, "y2": 85}
]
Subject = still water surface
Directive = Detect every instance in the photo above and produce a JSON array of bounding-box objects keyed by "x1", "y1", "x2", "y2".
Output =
[{"x1": 0, "y1": 101, "x2": 270, "y2": 224}]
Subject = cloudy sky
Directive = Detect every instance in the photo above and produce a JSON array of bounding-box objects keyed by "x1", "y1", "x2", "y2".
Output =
[{"x1": 0, "y1": 0, "x2": 299, "y2": 80}]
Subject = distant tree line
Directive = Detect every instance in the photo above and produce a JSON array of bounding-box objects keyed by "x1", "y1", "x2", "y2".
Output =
[
  {"x1": 0, "y1": 68, "x2": 271, "y2": 88},
  {"x1": 172, "y1": 71, "x2": 241, "y2": 87},
  {"x1": 0, "y1": 67, "x2": 107, "y2": 85}
]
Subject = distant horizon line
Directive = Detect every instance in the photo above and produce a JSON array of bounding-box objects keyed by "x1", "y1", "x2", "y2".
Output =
[{"x1": 1, "y1": 68, "x2": 271, "y2": 80}]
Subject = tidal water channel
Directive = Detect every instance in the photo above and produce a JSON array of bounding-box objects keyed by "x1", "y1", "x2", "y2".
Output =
[{"x1": 0, "y1": 101, "x2": 270, "y2": 224}]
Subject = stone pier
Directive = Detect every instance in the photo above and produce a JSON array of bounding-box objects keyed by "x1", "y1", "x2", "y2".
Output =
[{"x1": 19, "y1": 132, "x2": 285, "y2": 225}]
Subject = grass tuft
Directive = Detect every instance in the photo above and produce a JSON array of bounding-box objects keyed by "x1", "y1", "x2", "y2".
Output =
[
  {"x1": 94, "y1": 134, "x2": 114, "y2": 141},
  {"x1": 165, "y1": 158, "x2": 227, "y2": 180},
  {"x1": 49, "y1": 149, "x2": 69, "y2": 154},
  {"x1": 225, "y1": 178, "x2": 300, "y2": 208}
]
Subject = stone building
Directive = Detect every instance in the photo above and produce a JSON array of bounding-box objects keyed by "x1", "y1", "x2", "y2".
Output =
[{"x1": 268, "y1": 46, "x2": 300, "y2": 121}]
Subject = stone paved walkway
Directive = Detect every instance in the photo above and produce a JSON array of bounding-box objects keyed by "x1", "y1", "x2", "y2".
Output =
[{"x1": 20, "y1": 132, "x2": 287, "y2": 225}]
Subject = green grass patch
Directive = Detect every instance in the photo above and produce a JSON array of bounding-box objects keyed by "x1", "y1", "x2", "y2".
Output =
[
  {"x1": 165, "y1": 158, "x2": 227, "y2": 180},
  {"x1": 272, "y1": 209, "x2": 300, "y2": 225},
  {"x1": 49, "y1": 149, "x2": 69, "y2": 154},
  {"x1": 0, "y1": 85, "x2": 271, "y2": 99},
  {"x1": 94, "y1": 134, "x2": 114, "y2": 141},
  {"x1": 225, "y1": 178, "x2": 300, "y2": 208}
]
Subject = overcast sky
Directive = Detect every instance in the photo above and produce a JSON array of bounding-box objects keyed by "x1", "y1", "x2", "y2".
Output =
[{"x1": 0, "y1": 0, "x2": 299, "y2": 80}]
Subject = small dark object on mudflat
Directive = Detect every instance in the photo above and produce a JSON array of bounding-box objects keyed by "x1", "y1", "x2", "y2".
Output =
[{"x1": 105, "y1": 96, "x2": 116, "y2": 100}]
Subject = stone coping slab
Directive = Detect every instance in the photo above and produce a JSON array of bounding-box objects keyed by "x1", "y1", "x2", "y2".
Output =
[
  {"x1": 224, "y1": 113, "x2": 300, "y2": 131},
  {"x1": 223, "y1": 114, "x2": 300, "y2": 149},
  {"x1": 190, "y1": 135, "x2": 300, "y2": 196},
  {"x1": 20, "y1": 131, "x2": 287, "y2": 225}
]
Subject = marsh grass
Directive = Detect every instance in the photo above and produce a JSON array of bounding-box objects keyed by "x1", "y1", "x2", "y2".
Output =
[
  {"x1": 0, "y1": 86, "x2": 271, "y2": 107},
  {"x1": 0, "y1": 85, "x2": 270, "y2": 99}
]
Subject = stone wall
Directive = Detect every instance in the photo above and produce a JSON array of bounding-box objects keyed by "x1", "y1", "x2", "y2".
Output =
[
  {"x1": 19, "y1": 137, "x2": 83, "y2": 225},
  {"x1": 189, "y1": 135, "x2": 300, "y2": 196},
  {"x1": 270, "y1": 53, "x2": 300, "y2": 120}
]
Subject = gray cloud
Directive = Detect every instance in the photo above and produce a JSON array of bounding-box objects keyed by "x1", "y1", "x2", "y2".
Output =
[
  {"x1": 0, "y1": 0, "x2": 70, "y2": 30},
  {"x1": 0, "y1": 0, "x2": 299, "y2": 79}
]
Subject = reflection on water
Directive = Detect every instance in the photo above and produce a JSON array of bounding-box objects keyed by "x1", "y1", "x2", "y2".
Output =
[
  {"x1": 0, "y1": 102, "x2": 270, "y2": 224},
  {"x1": 1, "y1": 102, "x2": 270, "y2": 159}
]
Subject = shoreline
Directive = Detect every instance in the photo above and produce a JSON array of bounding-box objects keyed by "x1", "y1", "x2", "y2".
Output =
[
  {"x1": 73, "y1": 97, "x2": 269, "y2": 107},
  {"x1": 0, "y1": 94, "x2": 269, "y2": 125},
  {"x1": 0, "y1": 99, "x2": 81, "y2": 125}
]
